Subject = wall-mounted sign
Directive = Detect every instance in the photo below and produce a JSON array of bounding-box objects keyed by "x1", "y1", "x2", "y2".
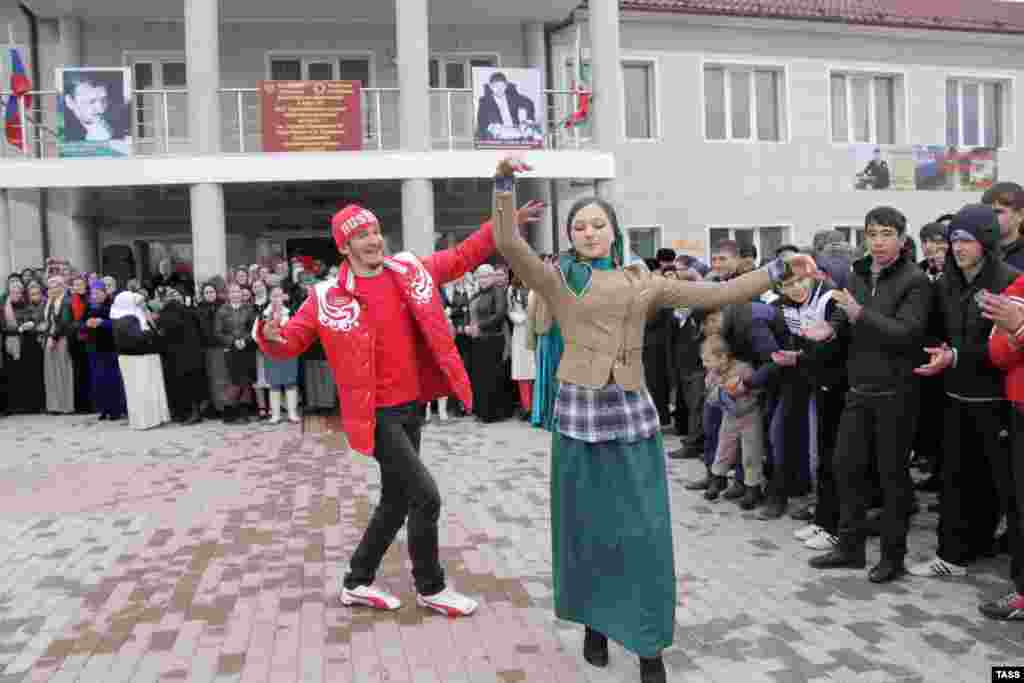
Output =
[
  {"x1": 260, "y1": 80, "x2": 362, "y2": 152},
  {"x1": 853, "y1": 144, "x2": 997, "y2": 192}
]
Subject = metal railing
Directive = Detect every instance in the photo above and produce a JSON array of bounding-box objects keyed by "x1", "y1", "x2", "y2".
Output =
[{"x1": 0, "y1": 87, "x2": 590, "y2": 159}]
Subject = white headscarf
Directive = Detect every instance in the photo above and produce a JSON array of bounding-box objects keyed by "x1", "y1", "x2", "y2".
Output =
[{"x1": 110, "y1": 291, "x2": 150, "y2": 331}]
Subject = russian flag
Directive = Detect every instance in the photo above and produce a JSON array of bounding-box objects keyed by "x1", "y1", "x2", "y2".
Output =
[{"x1": 5, "y1": 48, "x2": 32, "y2": 149}]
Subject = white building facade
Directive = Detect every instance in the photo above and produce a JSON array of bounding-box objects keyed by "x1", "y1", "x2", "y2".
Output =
[{"x1": 2, "y1": 0, "x2": 1024, "y2": 282}]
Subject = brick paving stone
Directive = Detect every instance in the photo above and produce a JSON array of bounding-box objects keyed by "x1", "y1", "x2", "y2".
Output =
[{"x1": 1, "y1": 414, "x2": 1023, "y2": 682}]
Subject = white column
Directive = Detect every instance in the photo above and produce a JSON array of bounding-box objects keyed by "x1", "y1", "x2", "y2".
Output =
[
  {"x1": 587, "y1": 0, "x2": 625, "y2": 199},
  {"x1": 523, "y1": 21, "x2": 555, "y2": 254},
  {"x1": 395, "y1": 0, "x2": 435, "y2": 255},
  {"x1": 185, "y1": 0, "x2": 227, "y2": 283},
  {"x1": 190, "y1": 183, "x2": 227, "y2": 284},
  {"x1": 0, "y1": 190, "x2": 11, "y2": 277}
]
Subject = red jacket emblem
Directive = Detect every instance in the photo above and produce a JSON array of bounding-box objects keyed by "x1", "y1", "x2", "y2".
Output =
[{"x1": 256, "y1": 221, "x2": 496, "y2": 456}]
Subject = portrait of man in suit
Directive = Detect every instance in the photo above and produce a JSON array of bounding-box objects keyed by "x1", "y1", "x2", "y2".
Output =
[
  {"x1": 59, "y1": 68, "x2": 132, "y2": 157},
  {"x1": 474, "y1": 68, "x2": 544, "y2": 149}
]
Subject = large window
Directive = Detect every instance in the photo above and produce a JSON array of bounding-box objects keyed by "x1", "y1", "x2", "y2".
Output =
[
  {"x1": 628, "y1": 227, "x2": 661, "y2": 260},
  {"x1": 564, "y1": 57, "x2": 659, "y2": 140},
  {"x1": 835, "y1": 225, "x2": 867, "y2": 250},
  {"x1": 947, "y1": 78, "x2": 1010, "y2": 148},
  {"x1": 830, "y1": 71, "x2": 903, "y2": 145},
  {"x1": 708, "y1": 226, "x2": 789, "y2": 263},
  {"x1": 429, "y1": 54, "x2": 498, "y2": 146},
  {"x1": 704, "y1": 64, "x2": 786, "y2": 142},
  {"x1": 130, "y1": 55, "x2": 188, "y2": 142}
]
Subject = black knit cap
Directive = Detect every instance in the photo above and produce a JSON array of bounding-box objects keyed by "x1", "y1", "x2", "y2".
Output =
[
  {"x1": 919, "y1": 222, "x2": 947, "y2": 242},
  {"x1": 947, "y1": 204, "x2": 1001, "y2": 252}
]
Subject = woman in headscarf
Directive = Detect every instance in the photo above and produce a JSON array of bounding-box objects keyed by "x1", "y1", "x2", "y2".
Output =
[
  {"x1": 67, "y1": 274, "x2": 92, "y2": 413},
  {"x1": 111, "y1": 291, "x2": 171, "y2": 430},
  {"x1": 197, "y1": 280, "x2": 228, "y2": 416},
  {"x1": 41, "y1": 275, "x2": 75, "y2": 415},
  {"x1": 156, "y1": 287, "x2": 207, "y2": 424},
  {"x1": 83, "y1": 280, "x2": 127, "y2": 420},
  {"x1": 4, "y1": 279, "x2": 45, "y2": 414},
  {"x1": 216, "y1": 282, "x2": 259, "y2": 423},
  {"x1": 490, "y1": 159, "x2": 820, "y2": 683},
  {"x1": 251, "y1": 279, "x2": 271, "y2": 419},
  {"x1": 507, "y1": 271, "x2": 535, "y2": 420},
  {"x1": 467, "y1": 264, "x2": 512, "y2": 422}
]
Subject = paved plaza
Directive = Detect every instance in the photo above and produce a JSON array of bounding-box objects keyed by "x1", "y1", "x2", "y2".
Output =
[{"x1": 0, "y1": 413, "x2": 1020, "y2": 682}]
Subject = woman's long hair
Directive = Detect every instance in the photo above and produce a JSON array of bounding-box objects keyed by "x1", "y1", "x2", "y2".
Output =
[{"x1": 564, "y1": 196, "x2": 624, "y2": 267}]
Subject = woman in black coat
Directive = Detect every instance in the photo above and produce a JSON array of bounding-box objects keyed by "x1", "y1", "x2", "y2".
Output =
[
  {"x1": 156, "y1": 287, "x2": 207, "y2": 424},
  {"x1": 111, "y1": 291, "x2": 171, "y2": 430}
]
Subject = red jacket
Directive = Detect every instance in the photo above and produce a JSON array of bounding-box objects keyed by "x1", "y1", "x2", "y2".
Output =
[
  {"x1": 988, "y1": 276, "x2": 1024, "y2": 407},
  {"x1": 256, "y1": 222, "x2": 496, "y2": 456}
]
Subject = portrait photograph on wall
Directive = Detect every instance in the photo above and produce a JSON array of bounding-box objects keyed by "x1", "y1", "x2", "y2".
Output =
[
  {"x1": 472, "y1": 66, "x2": 545, "y2": 149},
  {"x1": 56, "y1": 67, "x2": 133, "y2": 158}
]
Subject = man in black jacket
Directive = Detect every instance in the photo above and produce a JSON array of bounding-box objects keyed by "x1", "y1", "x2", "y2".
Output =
[
  {"x1": 909, "y1": 204, "x2": 1021, "y2": 580},
  {"x1": 982, "y1": 182, "x2": 1024, "y2": 271},
  {"x1": 803, "y1": 207, "x2": 933, "y2": 583}
]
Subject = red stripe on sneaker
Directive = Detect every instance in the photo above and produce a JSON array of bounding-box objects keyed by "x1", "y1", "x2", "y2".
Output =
[{"x1": 421, "y1": 598, "x2": 465, "y2": 617}]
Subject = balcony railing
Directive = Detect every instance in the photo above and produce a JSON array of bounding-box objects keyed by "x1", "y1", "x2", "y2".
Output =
[{"x1": 0, "y1": 87, "x2": 590, "y2": 159}]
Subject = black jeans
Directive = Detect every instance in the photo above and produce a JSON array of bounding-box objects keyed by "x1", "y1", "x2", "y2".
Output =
[
  {"x1": 937, "y1": 399, "x2": 1012, "y2": 566},
  {"x1": 677, "y1": 371, "x2": 706, "y2": 454},
  {"x1": 835, "y1": 389, "x2": 918, "y2": 559},
  {"x1": 813, "y1": 385, "x2": 846, "y2": 535},
  {"x1": 344, "y1": 401, "x2": 445, "y2": 596}
]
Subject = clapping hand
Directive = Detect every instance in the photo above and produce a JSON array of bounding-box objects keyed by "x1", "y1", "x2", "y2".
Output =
[
  {"x1": 979, "y1": 291, "x2": 1024, "y2": 334},
  {"x1": 515, "y1": 200, "x2": 546, "y2": 231},
  {"x1": 263, "y1": 318, "x2": 283, "y2": 343},
  {"x1": 914, "y1": 345, "x2": 954, "y2": 377},
  {"x1": 801, "y1": 320, "x2": 835, "y2": 342},
  {"x1": 832, "y1": 289, "x2": 864, "y2": 323},
  {"x1": 771, "y1": 350, "x2": 802, "y2": 367},
  {"x1": 234, "y1": 338, "x2": 246, "y2": 350}
]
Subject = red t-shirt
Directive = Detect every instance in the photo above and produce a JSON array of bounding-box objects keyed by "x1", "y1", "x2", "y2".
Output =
[{"x1": 355, "y1": 272, "x2": 422, "y2": 408}]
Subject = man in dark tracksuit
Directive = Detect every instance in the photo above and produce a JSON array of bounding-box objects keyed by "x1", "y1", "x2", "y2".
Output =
[
  {"x1": 668, "y1": 308, "x2": 705, "y2": 459},
  {"x1": 804, "y1": 206, "x2": 933, "y2": 584},
  {"x1": 909, "y1": 204, "x2": 1020, "y2": 579}
]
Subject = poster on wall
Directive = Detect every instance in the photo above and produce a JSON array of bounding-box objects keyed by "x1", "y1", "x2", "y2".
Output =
[
  {"x1": 853, "y1": 145, "x2": 998, "y2": 191},
  {"x1": 260, "y1": 80, "x2": 363, "y2": 152},
  {"x1": 472, "y1": 67, "x2": 545, "y2": 149},
  {"x1": 56, "y1": 67, "x2": 133, "y2": 158}
]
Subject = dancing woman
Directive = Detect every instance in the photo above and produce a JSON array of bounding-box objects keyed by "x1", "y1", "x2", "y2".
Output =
[{"x1": 491, "y1": 159, "x2": 819, "y2": 683}]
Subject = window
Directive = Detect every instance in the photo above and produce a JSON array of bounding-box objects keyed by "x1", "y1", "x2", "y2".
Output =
[
  {"x1": 708, "y1": 226, "x2": 790, "y2": 263},
  {"x1": 835, "y1": 226, "x2": 867, "y2": 249},
  {"x1": 830, "y1": 71, "x2": 904, "y2": 145},
  {"x1": 628, "y1": 227, "x2": 661, "y2": 260},
  {"x1": 623, "y1": 61, "x2": 657, "y2": 139},
  {"x1": 704, "y1": 64, "x2": 786, "y2": 142},
  {"x1": 429, "y1": 55, "x2": 497, "y2": 146},
  {"x1": 130, "y1": 56, "x2": 188, "y2": 142},
  {"x1": 947, "y1": 78, "x2": 1010, "y2": 148}
]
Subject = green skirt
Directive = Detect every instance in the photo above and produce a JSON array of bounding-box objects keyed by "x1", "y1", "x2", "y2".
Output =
[{"x1": 551, "y1": 431, "x2": 676, "y2": 658}]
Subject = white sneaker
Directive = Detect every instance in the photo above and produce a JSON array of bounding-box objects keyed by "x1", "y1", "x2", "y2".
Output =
[
  {"x1": 794, "y1": 524, "x2": 822, "y2": 541},
  {"x1": 339, "y1": 584, "x2": 402, "y2": 610},
  {"x1": 804, "y1": 529, "x2": 839, "y2": 550},
  {"x1": 416, "y1": 586, "x2": 478, "y2": 617},
  {"x1": 908, "y1": 556, "x2": 967, "y2": 578}
]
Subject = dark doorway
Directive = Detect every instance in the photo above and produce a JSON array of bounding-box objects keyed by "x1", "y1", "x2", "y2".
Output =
[{"x1": 101, "y1": 245, "x2": 136, "y2": 284}]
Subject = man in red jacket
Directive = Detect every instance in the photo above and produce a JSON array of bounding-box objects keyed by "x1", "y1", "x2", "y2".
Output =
[{"x1": 257, "y1": 185, "x2": 543, "y2": 617}]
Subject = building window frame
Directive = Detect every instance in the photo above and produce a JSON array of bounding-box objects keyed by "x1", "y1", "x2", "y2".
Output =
[
  {"x1": 428, "y1": 52, "x2": 501, "y2": 89},
  {"x1": 945, "y1": 74, "x2": 1015, "y2": 150},
  {"x1": 123, "y1": 51, "x2": 189, "y2": 144},
  {"x1": 827, "y1": 66, "x2": 908, "y2": 146},
  {"x1": 621, "y1": 56, "x2": 660, "y2": 142},
  {"x1": 626, "y1": 225, "x2": 663, "y2": 261},
  {"x1": 706, "y1": 224, "x2": 793, "y2": 264},
  {"x1": 833, "y1": 224, "x2": 867, "y2": 251},
  {"x1": 264, "y1": 49, "x2": 376, "y2": 86},
  {"x1": 700, "y1": 57, "x2": 790, "y2": 144}
]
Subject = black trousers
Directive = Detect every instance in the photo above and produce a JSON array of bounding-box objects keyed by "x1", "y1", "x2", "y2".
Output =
[
  {"x1": 835, "y1": 389, "x2": 918, "y2": 558},
  {"x1": 643, "y1": 344, "x2": 670, "y2": 425},
  {"x1": 766, "y1": 372, "x2": 813, "y2": 501},
  {"x1": 344, "y1": 401, "x2": 445, "y2": 596},
  {"x1": 813, "y1": 385, "x2": 846, "y2": 535},
  {"x1": 937, "y1": 399, "x2": 1012, "y2": 566},
  {"x1": 913, "y1": 375, "x2": 947, "y2": 475},
  {"x1": 1009, "y1": 409, "x2": 1024, "y2": 593},
  {"x1": 676, "y1": 371, "x2": 706, "y2": 455}
]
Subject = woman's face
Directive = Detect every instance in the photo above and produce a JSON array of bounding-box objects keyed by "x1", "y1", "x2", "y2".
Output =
[
  {"x1": 780, "y1": 276, "x2": 813, "y2": 305},
  {"x1": 103, "y1": 276, "x2": 117, "y2": 292},
  {"x1": 8, "y1": 282, "x2": 24, "y2": 304},
  {"x1": 570, "y1": 203, "x2": 615, "y2": 261},
  {"x1": 28, "y1": 285, "x2": 43, "y2": 304},
  {"x1": 241, "y1": 288, "x2": 253, "y2": 304},
  {"x1": 47, "y1": 277, "x2": 65, "y2": 299},
  {"x1": 71, "y1": 278, "x2": 87, "y2": 295},
  {"x1": 203, "y1": 285, "x2": 218, "y2": 303},
  {"x1": 91, "y1": 288, "x2": 108, "y2": 305},
  {"x1": 252, "y1": 282, "x2": 267, "y2": 299},
  {"x1": 270, "y1": 288, "x2": 287, "y2": 306},
  {"x1": 236, "y1": 270, "x2": 249, "y2": 286},
  {"x1": 228, "y1": 285, "x2": 243, "y2": 305}
]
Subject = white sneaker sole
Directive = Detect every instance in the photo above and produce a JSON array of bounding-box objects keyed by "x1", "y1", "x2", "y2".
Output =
[
  {"x1": 339, "y1": 590, "x2": 401, "y2": 611},
  {"x1": 416, "y1": 595, "x2": 477, "y2": 617}
]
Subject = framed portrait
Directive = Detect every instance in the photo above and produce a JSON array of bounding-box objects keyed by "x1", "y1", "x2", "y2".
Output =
[
  {"x1": 472, "y1": 66, "x2": 545, "y2": 150},
  {"x1": 57, "y1": 67, "x2": 133, "y2": 158}
]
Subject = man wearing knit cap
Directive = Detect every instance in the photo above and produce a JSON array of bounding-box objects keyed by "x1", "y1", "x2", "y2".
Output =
[
  {"x1": 911, "y1": 204, "x2": 1023, "y2": 583},
  {"x1": 256, "y1": 184, "x2": 544, "y2": 617}
]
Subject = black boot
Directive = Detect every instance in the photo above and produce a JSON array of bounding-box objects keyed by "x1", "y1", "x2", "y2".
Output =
[
  {"x1": 222, "y1": 404, "x2": 238, "y2": 424},
  {"x1": 640, "y1": 656, "x2": 666, "y2": 683},
  {"x1": 722, "y1": 480, "x2": 746, "y2": 500},
  {"x1": 738, "y1": 485, "x2": 764, "y2": 510},
  {"x1": 685, "y1": 467, "x2": 713, "y2": 490},
  {"x1": 704, "y1": 475, "x2": 728, "y2": 501},
  {"x1": 185, "y1": 403, "x2": 203, "y2": 425},
  {"x1": 756, "y1": 496, "x2": 787, "y2": 520},
  {"x1": 809, "y1": 541, "x2": 866, "y2": 570},
  {"x1": 869, "y1": 556, "x2": 906, "y2": 584},
  {"x1": 236, "y1": 404, "x2": 253, "y2": 424},
  {"x1": 583, "y1": 627, "x2": 608, "y2": 668}
]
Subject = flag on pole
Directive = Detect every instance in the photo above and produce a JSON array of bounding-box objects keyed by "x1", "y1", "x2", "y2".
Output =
[
  {"x1": 5, "y1": 47, "x2": 32, "y2": 149},
  {"x1": 563, "y1": 23, "x2": 591, "y2": 129}
]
